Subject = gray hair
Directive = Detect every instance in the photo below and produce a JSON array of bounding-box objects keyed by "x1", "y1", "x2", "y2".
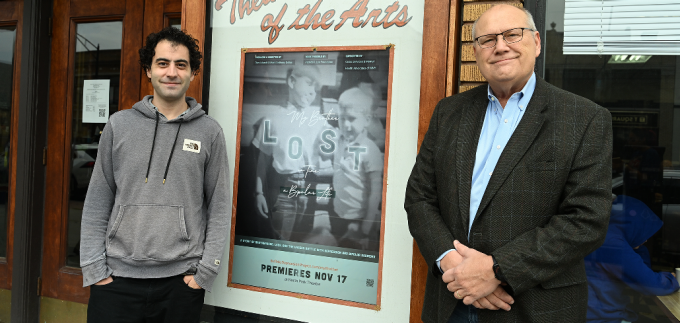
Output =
[{"x1": 471, "y1": 7, "x2": 537, "y2": 41}]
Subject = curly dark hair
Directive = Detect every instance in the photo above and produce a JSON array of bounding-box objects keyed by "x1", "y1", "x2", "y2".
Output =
[{"x1": 139, "y1": 27, "x2": 202, "y2": 75}]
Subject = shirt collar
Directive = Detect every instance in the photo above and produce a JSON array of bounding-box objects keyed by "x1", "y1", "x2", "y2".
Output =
[
  {"x1": 148, "y1": 101, "x2": 190, "y2": 119},
  {"x1": 486, "y1": 72, "x2": 537, "y2": 111}
]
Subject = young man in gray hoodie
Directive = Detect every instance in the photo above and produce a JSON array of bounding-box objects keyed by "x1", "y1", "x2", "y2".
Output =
[{"x1": 80, "y1": 27, "x2": 230, "y2": 322}]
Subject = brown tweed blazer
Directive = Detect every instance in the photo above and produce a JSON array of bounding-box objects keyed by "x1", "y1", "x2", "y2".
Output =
[{"x1": 405, "y1": 77, "x2": 613, "y2": 323}]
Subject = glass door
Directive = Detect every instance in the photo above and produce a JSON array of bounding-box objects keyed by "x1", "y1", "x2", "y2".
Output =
[
  {"x1": 42, "y1": 0, "x2": 182, "y2": 304},
  {"x1": 543, "y1": 0, "x2": 680, "y2": 321}
]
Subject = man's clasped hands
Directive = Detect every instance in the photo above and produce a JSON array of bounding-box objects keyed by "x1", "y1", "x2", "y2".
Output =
[{"x1": 441, "y1": 240, "x2": 514, "y2": 311}]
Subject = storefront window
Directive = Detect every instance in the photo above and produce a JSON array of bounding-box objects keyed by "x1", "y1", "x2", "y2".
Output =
[
  {"x1": 168, "y1": 17, "x2": 181, "y2": 30},
  {"x1": 66, "y1": 21, "x2": 123, "y2": 267},
  {"x1": 0, "y1": 26, "x2": 16, "y2": 259},
  {"x1": 545, "y1": 0, "x2": 680, "y2": 321}
]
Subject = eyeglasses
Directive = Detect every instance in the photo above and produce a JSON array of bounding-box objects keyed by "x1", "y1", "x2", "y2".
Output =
[{"x1": 474, "y1": 28, "x2": 535, "y2": 49}]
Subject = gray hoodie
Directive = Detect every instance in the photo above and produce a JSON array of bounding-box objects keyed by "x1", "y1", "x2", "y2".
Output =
[{"x1": 80, "y1": 96, "x2": 230, "y2": 292}]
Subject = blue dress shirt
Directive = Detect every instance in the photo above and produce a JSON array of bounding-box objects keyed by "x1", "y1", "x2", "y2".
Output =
[{"x1": 436, "y1": 73, "x2": 537, "y2": 272}]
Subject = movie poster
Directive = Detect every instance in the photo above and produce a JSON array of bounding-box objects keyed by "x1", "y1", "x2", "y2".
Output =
[{"x1": 229, "y1": 47, "x2": 392, "y2": 306}]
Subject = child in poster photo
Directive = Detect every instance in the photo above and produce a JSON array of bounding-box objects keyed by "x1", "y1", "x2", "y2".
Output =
[
  {"x1": 329, "y1": 87, "x2": 384, "y2": 250},
  {"x1": 251, "y1": 65, "x2": 327, "y2": 241}
]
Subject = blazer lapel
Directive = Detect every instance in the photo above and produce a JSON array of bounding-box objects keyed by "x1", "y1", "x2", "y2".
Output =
[
  {"x1": 472, "y1": 78, "x2": 549, "y2": 226},
  {"x1": 456, "y1": 94, "x2": 487, "y2": 240}
]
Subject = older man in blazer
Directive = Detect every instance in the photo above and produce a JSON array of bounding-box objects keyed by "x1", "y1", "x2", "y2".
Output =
[{"x1": 405, "y1": 4, "x2": 613, "y2": 323}]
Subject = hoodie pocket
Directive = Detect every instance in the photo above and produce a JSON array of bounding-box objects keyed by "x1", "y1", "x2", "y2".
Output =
[{"x1": 107, "y1": 205, "x2": 190, "y2": 261}]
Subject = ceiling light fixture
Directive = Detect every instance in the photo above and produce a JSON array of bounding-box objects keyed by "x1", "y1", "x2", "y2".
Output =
[{"x1": 608, "y1": 55, "x2": 652, "y2": 64}]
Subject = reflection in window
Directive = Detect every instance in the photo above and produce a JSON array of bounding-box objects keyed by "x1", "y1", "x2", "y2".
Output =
[
  {"x1": 67, "y1": 21, "x2": 123, "y2": 267},
  {"x1": 169, "y1": 17, "x2": 181, "y2": 30},
  {"x1": 0, "y1": 26, "x2": 16, "y2": 259},
  {"x1": 585, "y1": 195, "x2": 679, "y2": 322},
  {"x1": 545, "y1": 0, "x2": 680, "y2": 321}
]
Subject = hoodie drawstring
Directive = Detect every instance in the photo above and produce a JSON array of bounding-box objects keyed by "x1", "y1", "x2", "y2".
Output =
[
  {"x1": 145, "y1": 111, "x2": 160, "y2": 183},
  {"x1": 145, "y1": 113, "x2": 184, "y2": 184},
  {"x1": 163, "y1": 119, "x2": 183, "y2": 184}
]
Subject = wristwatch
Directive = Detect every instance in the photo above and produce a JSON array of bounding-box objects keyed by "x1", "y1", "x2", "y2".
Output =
[{"x1": 492, "y1": 255, "x2": 507, "y2": 284}]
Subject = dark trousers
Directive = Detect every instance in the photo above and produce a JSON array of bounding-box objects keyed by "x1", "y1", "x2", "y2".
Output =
[
  {"x1": 448, "y1": 301, "x2": 479, "y2": 323},
  {"x1": 87, "y1": 275, "x2": 205, "y2": 323},
  {"x1": 269, "y1": 172, "x2": 311, "y2": 241}
]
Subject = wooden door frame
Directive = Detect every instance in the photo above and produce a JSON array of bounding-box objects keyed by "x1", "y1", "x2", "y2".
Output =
[
  {"x1": 182, "y1": 0, "x2": 205, "y2": 103},
  {"x1": 12, "y1": 0, "x2": 51, "y2": 320},
  {"x1": 41, "y1": 0, "x2": 145, "y2": 304},
  {"x1": 0, "y1": 0, "x2": 23, "y2": 291},
  {"x1": 410, "y1": 0, "x2": 461, "y2": 321}
]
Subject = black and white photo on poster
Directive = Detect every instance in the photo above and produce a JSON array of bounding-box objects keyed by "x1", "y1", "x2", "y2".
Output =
[{"x1": 234, "y1": 48, "x2": 390, "y2": 257}]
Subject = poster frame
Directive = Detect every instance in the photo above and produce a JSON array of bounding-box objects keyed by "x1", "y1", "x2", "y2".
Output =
[{"x1": 227, "y1": 44, "x2": 395, "y2": 310}]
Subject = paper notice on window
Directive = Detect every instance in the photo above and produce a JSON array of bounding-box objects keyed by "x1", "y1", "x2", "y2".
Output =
[{"x1": 82, "y1": 79, "x2": 110, "y2": 123}]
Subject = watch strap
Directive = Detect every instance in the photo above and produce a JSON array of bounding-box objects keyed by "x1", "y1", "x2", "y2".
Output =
[{"x1": 492, "y1": 255, "x2": 507, "y2": 283}]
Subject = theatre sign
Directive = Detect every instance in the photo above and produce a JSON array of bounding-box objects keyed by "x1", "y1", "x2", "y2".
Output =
[{"x1": 205, "y1": 0, "x2": 424, "y2": 322}]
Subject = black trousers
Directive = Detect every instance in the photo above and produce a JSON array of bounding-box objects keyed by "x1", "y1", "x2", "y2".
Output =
[
  {"x1": 448, "y1": 302, "x2": 478, "y2": 323},
  {"x1": 87, "y1": 275, "x2": 205, "y2": 323}
]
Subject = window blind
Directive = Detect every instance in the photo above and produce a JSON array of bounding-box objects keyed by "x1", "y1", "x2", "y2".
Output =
[{"x1": 563, "y1": 0, "x2": 680, "y2": 55}]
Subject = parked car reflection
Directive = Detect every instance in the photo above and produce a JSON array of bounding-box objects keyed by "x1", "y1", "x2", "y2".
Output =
[{"x1": 71, "y1": 143, "x2": 98, "y2": 199}]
